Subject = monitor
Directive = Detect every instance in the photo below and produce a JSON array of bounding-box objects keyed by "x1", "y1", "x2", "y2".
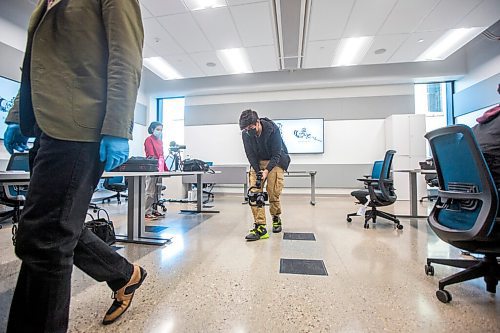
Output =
[
  {"x1": 0, "y1": 76, "x2": 20, "y2": 140},
  {"x1": 273, "y1": 118, "x2": 324, "y2": 154}
]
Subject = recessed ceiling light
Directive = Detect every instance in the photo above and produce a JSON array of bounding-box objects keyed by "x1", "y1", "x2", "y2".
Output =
[
  {"x1": 216, "y1": 48, "x2": 253, "y2": 74},
  {"x1": 206, "y1": 62, "x2": 216, "y2": 67},
  {"x1": 416, "y1": 27, "x2": 485, "y2": 61},
  {"x1": 332, "y1": 36, "x2": 374, "y2": 67},
  {"x1": 143, "y1": 57, "x2": 183, "y2": 80},
  {"x1": 374, "y1": 48, "x2": 386, "y2": 55},
  {"x1": 417, "y1": 39, "x2": 424, "y2": 43},
  {"x1": 186, "y1": 0, "x2": 226, "y2": 11}
]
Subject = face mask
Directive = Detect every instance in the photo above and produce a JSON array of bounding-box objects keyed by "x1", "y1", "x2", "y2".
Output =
[
  {"x1": 246, "y1": 128, "x2": 257, "y2": 137},
  {"x1": 153, "y1": 130, "x2": 162, "y2": 139}
]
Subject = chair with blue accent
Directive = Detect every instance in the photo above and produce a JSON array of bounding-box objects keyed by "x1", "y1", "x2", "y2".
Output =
[
  {"x1": 0, "y1": 153, "x2": 30, "y2": 228},
  {"x1": 346, "y1": 150, "x2": 402, "y2": 230},
  {"x1": 102, "y1": 176, "x2": 128, "y2": 204},
  {"x1": 424, "y1": 124, "x2": 500, "y2": 303}
]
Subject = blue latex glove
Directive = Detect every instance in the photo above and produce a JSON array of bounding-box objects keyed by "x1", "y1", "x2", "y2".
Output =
[
  {"x1": 99, "y1": 135, "x2": 129, "y2": 171},
  {"x1": 4, "y1": 124, "x2": 29, "y2": 154}
]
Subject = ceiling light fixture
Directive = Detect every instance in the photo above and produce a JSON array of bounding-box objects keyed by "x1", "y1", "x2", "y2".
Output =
[
  {"x1": 332, "y1": 36, "x2": 374, "y2": 67},
  {"x1": 216, "y1": 48, "x2": 253, "y2": 74},
  {"x1": 187, "y1": 0, "x2": 226, "y2": 11},
  {"x1": 143, "y1": 57, "x2": 183, "y2": 80},
  {"x1": 416, "y1": 27, "x2": 484, "y2": 61}
]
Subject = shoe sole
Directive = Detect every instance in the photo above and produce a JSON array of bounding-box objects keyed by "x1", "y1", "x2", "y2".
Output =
[
  {"x1": 245, "y1": 234, "x2": 269, "y2": 241},
  {"x1": 102, "y1": 269, "x2": 148, "y2": 325}
]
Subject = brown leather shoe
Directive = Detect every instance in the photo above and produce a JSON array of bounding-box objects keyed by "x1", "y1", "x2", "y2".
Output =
[{"x1": 102, "y1": 265, "x2": 147, "y2": 325}]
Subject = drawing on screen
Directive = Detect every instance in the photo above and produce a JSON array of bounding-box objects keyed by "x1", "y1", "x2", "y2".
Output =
[
  {"x1": 293, "y1": 128, "x2": 322, "y2": 142},
  {"x1": 0, "y1": 96, "x2": 15, "y2": 114}
]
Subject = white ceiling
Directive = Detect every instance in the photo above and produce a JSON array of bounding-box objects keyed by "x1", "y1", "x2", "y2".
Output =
[
  {"x1": 3, "y1": 0, "x2": 500, "y2": 81},
  {"x1": 139, "y1": 0, "x2": 499, "y2": 80}
]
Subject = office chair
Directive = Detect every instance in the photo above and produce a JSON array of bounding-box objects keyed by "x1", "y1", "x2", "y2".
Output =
[
  {"x1": 419, "y1": 159, "x2": 439, "y2": 202},
  {"x1": 346, "y1": 150, "x2": 402, "y2": 230},
  {"x1": 101, "y1": 177, "x2": 128, "y2": 204},
  {"x1": 424, "y1": 125, "x2": 499, "y2": 303},
  {"x1": 0, "y1": 153, "x2": 30, "y2": 228}
]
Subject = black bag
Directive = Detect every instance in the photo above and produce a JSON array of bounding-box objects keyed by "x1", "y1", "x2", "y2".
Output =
[
  {"x1": 182, "y1": 159, "x2": 209, "y2": 172},
  {"x1": 112, "y1": 156, "x2": 158, "y2": 172},
  {"x1": 85, "y1": 209, "x2": 116, "y2": 245}
]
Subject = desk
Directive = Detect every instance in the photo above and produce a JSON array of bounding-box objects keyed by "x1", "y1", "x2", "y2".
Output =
[
  {"x1": 393, "y1": 169, "x2": 436, "y2": 219},
  {"x1": 285, "y1": 171, "x2": 317, "y2": 205},
  {"x1": 0, "y1": 170, "x2": 219, "y2": 246}
]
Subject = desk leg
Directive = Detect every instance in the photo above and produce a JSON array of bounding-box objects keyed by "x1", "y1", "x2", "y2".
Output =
[
  {"x1": 180, "y1": 174, "x2": 220, "y2": 214},
  {"x1": 310, "y1": 172, "x2": 316, "y2": 206},
  {"x1": 242, "y1": 183, "x2": 249, "y2": 204},
  {"x1": 396, "y1": 171, "x2": 427, "y2": 219},
  {"x1": 115, "y1": 176, "x2": 171, "y2": 245}
]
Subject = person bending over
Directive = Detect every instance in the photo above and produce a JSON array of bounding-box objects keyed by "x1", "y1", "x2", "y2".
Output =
[{"x1": 239, "y1": 109, "x2": 291, "y2": 241}]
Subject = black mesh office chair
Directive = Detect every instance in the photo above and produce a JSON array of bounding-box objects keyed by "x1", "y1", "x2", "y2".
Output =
[
  {"x1": 419, "y1": 159, "x2": 439, "y2": 202},
  {"x1": 346, "y1": 150, "x2": 402, "y2": 230},
  {"x1": 102, "y1": 177, "x2": 128, "y2": 204},
  {"x1": 0, "y1": 153, "x2": 30, "y2": 228},
  {"x1": 424, "y1": 125, "x2": 499, "y2": 303}
]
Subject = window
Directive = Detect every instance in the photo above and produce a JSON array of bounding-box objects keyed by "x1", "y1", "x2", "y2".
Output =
[
  {"x1": 157, "y1": 97, "x2": 185, "y2": 150},
  {"x1": 414, "y1": 82, "x2": 452, "y2": 157}
]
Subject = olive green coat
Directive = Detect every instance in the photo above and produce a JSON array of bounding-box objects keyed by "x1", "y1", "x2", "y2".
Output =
[{"x1": 6, "y1": 0, "x2": 144, "y2": 141}]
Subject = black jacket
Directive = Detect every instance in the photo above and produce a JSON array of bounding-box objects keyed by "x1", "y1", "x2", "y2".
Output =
[{"x1": 242, "y1": 118, "x2": 291, "y2": 172}]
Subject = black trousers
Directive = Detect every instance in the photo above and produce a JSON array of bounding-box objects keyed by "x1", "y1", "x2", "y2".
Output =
[{"x1": 7, "y1": 127, "x2": 134, "y2": 333}]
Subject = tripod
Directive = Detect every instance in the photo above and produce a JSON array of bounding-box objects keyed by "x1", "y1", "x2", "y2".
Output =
[{"x1": 166, "y1": 149, "x2": 183, "y2": 171}]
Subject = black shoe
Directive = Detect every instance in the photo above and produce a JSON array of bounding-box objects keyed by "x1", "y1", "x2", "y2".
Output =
[
  {"x1": 245, "y1": 224, "x2": 269, "y2": 241},
  {"x1": 272, "y1": 216, "x2": 282, "y2": 233},
  {"x1": 103, "y1": 265, "x2": 147, "y2": 325}
]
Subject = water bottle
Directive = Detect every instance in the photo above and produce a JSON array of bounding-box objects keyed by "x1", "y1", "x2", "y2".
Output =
[{"x1": 158, "y1": 155, "x2": 165, "y2": 172}]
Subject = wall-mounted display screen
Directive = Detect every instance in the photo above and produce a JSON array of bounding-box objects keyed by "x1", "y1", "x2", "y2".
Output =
[
  {"x1": 0, "y1": 76, "x2": 20, "y2": 140},
  {"x1": 273, "y1": 118, "x2": 324, "y2": 154}
]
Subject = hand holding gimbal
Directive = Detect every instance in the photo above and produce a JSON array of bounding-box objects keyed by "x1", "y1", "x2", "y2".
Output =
[{"x1": 247, "y1": 171, "x2": 268, "y2": 207}]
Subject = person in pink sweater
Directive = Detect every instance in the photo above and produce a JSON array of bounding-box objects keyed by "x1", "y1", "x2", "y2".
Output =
[{"x1": 144, "y1": 122, "x2": 168, "y2": 219}]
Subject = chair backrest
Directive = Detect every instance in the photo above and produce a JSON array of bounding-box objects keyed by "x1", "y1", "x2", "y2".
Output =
[
  {"x1": 425, "y1": 125, "x2": 498, "y2": 242},
  {"x1": 371, "y1": 160, "x2": 383, "y2": 179},
  {"x1": 369, "y1": 150, "x2": 397, "y2": 204},
  {"x1": 3, "y1": 153, "x2": 29, "y2": 201},
  {"x1": 103, "y1": 176, "x2": 127, "y2": 191}
]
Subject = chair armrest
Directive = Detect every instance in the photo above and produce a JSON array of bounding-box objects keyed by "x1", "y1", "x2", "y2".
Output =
[
  {"x1": 357, "y1": 178, "x2": 378, "y2": 183},
  {"x1": 437, "y1": 190, "x2": 483, "y2": 200}
]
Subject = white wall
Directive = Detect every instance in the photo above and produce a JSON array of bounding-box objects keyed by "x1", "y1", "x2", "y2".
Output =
[{"x1": 184, "y1": 119, "x2": 386, "y2": 166}]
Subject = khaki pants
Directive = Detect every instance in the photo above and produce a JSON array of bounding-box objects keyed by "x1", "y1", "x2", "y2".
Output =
[
  {"x1": 249, "y1": 160, "x2": 285, "y2": 225},
  {"x1": 145, "y1": 176, "x2": 160, "y2": 214}
]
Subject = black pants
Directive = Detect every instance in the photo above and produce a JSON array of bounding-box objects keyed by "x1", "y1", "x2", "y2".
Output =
[{"x1": 7, "y1": 128, "x2": 134, "y2": 333}]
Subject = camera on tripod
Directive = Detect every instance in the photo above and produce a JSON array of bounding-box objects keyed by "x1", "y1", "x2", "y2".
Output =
[{"x1": 247, "y1": 171, "x2": 268, "y2": 207}]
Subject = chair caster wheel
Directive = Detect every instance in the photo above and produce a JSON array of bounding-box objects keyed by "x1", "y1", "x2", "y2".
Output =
[
  {"x1": 346, "y1": 217, "x2": 352, "y2": 222},
  {"x1": 425, "y1": 264, "x2": 434, "y2": 276},
  {"x1": 436, "y1": 289, "x2": 452, "y2": 303},
  {"x1": 397, "y1": 224, "x2": 403, "y2": 230},
  {"x1": 364, "y1": 224, "x2": 369, "y2": 229},
  {"x1": 162, "y1": 207, "x2": 167, "y2": 212}
]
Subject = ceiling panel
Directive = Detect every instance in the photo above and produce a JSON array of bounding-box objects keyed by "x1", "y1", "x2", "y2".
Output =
[
  {"x1": 230, "y1": 2, "x2": 274, "y2": 47},
  {"x1": 140, "y1": 3, "x2": 153, "y2": 19},
  {"x1": 456, "y1": 0, "x2": 500, "y2": 28},
  {"x1": 388, "y1": 30, "x2": 444, "y2": 63},
  {"x1": 246, "y1": 45, "x2": 278, "y2": 72},
  {"x1": 189, "y1": 51, "x2": 228, "y2": 76},
  {"x1": 140, "y1": 0, "x2": 188, "y2": 16},
  {"x1": 156, "y1": 13, "x2": 213, "y2": 53},
  {"x1": 416, "y1": 0, "x2": 482, "y2": 32},
  {"x1": 303, "y1": 40, "x2": 339, "y2": 69},
  {"x1": 379, "y1": 0, "x2": 439, "y2": 35},
  {"x1": 143, "y1": 18, "x2": 185, "y2": 56},
  {"x1": 163, "y1": 54, "x2": 205, "y2": 78},
  {"x1": 343, "y1": 0, "x2": 398, "y2": 37},
  {"x1": 307, "y1": 0, "x2": 354, "y2": 41},
  {"x1": 142, "y1": 45, "x2": 158, "y2": 58},
  {"x1": 192, "y1": 7, "x2": 242, "y2": 49},
  {"x1": 361, "y1": 34, "x2": 409, "y2": 65}
]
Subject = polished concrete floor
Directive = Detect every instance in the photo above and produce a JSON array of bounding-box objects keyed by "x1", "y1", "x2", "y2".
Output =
[{"x1": 0, "y1": 194, "x2": 499, "y2": 332}]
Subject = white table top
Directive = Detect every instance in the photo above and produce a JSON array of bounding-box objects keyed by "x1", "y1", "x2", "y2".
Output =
[{"x1": 394, "y1": 169, "x2": 436, "y2": 174}]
